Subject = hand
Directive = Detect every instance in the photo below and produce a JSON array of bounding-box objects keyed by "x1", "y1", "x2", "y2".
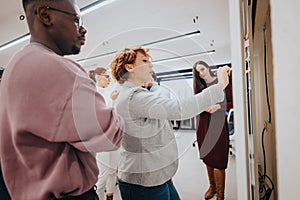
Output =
[
  {"x1": 206, "y1": 104, "x2": 221, "y2": 114},
  {"x1": 224, "y1": 65, "x2": 231, "y2": 76},
  {"x1": 217, "y1": 65, "x2": 230, "y2": 89},
  {"x1": 110, "y1": 89, "x2": 120, "y2": 100}
]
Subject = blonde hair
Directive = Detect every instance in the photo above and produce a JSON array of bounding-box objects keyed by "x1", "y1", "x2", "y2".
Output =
[
  {"x1": 88, "y1": 67, "x2": 106, "y2": 82},
  {"x1": 110, "y1": 46, "x2": 150, "y2": 84}
]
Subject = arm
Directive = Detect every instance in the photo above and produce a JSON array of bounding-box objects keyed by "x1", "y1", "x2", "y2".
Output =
[
  {"x1": 205, "y1": 65, "x2": 232, "y2": 113},
  {"x1": 57, "y1": 76, "x2": 124, "y2": 152},
  {"x1": 128, "y1": 83, "x2": 224, "y2": 120},
  {"x1": 219, "y1": 83, "x2": 233, "y2": 111},
  {"x1": 110, "y1": 89, "x2": 119, "y2": 107},
  {"x1": 12, "y1": 57, "x2": 124, "y2": 153},
  {"x1": 206, "y1": 83, "x2": 233, "y2": 113}
]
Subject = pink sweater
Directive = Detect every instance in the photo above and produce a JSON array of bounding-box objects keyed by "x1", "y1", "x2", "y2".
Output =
[{"x1": 0, "y1": 43, "x2": 124, "y2": 200}]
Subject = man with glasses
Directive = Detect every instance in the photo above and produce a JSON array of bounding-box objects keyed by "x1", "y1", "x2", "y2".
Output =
[{"x1": 0, "y1": 1, "x2": 124, "y2": 200}]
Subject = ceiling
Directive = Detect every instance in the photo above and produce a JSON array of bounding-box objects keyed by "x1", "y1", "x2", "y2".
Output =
[{"x1": 0, "y1": 0, "x2": 231, "y2": 73}]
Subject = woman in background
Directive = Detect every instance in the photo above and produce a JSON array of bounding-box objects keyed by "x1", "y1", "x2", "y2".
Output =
[
  {"x1": 110, "y1": 46, "x2": 230, "y2": 200},
  {"x1": 192, "y1": 61, "x2": 233, "y2": 200},
  {"x1": 88, "y1": 67, "x2": 120, "y2": 200},
  {"x1": 88, "y1": 67, "x2": 119, "y2": 105}
]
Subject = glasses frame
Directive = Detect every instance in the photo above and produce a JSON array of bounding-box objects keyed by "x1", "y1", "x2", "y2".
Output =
[
  {"x1": 45, "y1": 6, "x2": 83, "y2": 28},
  {"x1": 101, "y1": 74, "x2": 111, "y2": 80}
]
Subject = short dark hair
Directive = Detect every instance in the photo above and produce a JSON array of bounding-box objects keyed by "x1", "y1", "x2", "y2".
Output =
[
  {"x1": 23, "y1": 0, "x2": 38, "y2": 10},
  {"x1": 22, "y1": 0, "x2": 57, "y2": 11}
]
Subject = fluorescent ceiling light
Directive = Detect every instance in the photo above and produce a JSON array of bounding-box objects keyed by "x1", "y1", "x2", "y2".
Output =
[
  {"x1": 143, "y1": 30, "x2": 200, "y2": 46},
  {"x1": 0, "y1": 0, "x2": 117, "y2": 52},
  {"x1": 81, "y1": 0, "x2": 118, "y2": 15},
  {"x1": 0, "y1": 34, "x2": 30, "y2": 52},
  {"x1": 76, "y1": 30, "x2": 202, "y2": 62},
  {"x1": 152, "y1": 50, "x2": 216, "y2": 64}
]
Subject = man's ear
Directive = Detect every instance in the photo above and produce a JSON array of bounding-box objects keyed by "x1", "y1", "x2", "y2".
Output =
[
  {"x1": 36, "y1": 7, "x2": 52, "y2": 26},
  {"x1": 125, "y1": 64, "x2": 134, "y2": 72}
]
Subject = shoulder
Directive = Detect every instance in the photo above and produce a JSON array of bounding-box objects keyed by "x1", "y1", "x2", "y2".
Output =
[
  {"x1": 129, "y1": 86, "x2": 150, "y2": 100},
  {"x1": 118, "y1": 82, "x2": 152, "y2": 101},
  {"x1": 20, "y1": 44, "x2": 83, "y2": 76},
  {"x1": 120, "y1": 82, "x2": 149, "y2": 94},
  {"x1": 8, "y1": 44, "x2": 90, "y2": 93}
]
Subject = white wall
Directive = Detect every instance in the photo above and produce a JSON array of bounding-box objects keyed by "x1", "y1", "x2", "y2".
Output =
[
  {"x1": 271, "y1": 0, "x2": 300, "y2": 199},
  {"x1": 161, "y1": 78, "x2": 194, "y2": 100}
]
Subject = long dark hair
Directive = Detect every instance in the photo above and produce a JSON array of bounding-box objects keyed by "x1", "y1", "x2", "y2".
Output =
[{"x1": 192, "y1": 61, "x2": 215, "y2": 94}]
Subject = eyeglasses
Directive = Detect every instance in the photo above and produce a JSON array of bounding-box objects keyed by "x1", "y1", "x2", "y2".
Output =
[
  {"x1": 45, "y1": 6, "x2": 83, "y2": 28},
  {"x1": 101, "y1": 74, "x2": 110, "y2": 80}
]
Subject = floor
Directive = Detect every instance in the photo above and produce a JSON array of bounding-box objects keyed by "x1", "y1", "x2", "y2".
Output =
[
  {"x1": 173, "y1": 130, "x2": 237, "y2": 200},
  {"x1": 112, "y1": 130, "x2": 237, "y2": 200}
]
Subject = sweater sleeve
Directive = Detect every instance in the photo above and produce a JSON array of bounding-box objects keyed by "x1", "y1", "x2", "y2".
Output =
[
  {"x1": 219, "y1": 83, "x2": 233, "y2": 111},
  {"x1": 55, "y1": 74, "x2": 124, "y2": 153},
  {"x1": 8, "y1": 54, "x2": 124, "y2": 153},
  {"x1": 129, "y1": 83, "x2": 224, "y2": 120}
]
